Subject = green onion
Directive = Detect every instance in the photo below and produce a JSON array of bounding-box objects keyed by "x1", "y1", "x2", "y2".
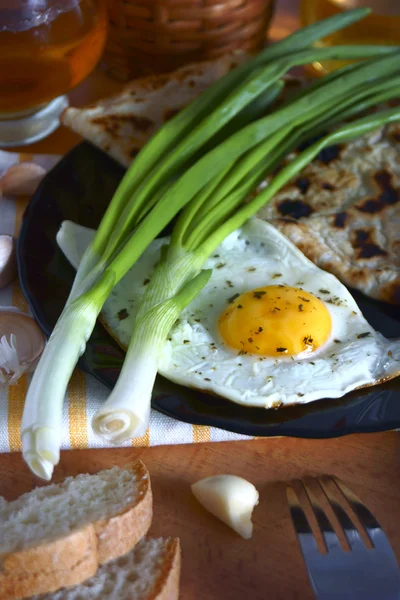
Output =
[
  {"x1": 91, "y1": 6, "x2": 375, "y2": 257},
  {"x1": 185, "y1": 75, "x2": 400, "y2": 248},
  {"x1": 100, "y1": 45, "x2": 399, "y2": 264},
  {"x1": 204, "y1": 107, "x2": 400, "y2": 253},
  {"x1": 96, "y1": 50, "x2": 400, "y2": 286},
  {"x1": 21, "y1": 8, "x2": 400, "y2": 479}
]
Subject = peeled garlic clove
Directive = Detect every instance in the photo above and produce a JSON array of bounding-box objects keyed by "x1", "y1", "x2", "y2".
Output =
[
  {"x1": 192, "y1": 474, "x2": 259, "y2": 539},
  {"x1": 0, "y1": 163, "x2": 47, "y2": 197},
  {"x1": 0, "y1": 308, "x2": 46, "y2": 385},
  {"x1": 0, "y1": 235, "x2": 17, "y2": 289}
]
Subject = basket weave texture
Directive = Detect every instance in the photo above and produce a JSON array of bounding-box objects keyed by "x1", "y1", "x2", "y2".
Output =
[{"x1": 104, "y1": 0, "x2": 275, "y2": 80}]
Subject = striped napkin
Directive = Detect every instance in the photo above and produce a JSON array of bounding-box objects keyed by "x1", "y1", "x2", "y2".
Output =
[{"x1": 0, "y1": 151, "x2": 251, "y2": 453}]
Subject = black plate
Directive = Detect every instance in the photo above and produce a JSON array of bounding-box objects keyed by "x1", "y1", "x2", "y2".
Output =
[{"x1": 17, "y1": 142, "x2": 400, "y2": 438}]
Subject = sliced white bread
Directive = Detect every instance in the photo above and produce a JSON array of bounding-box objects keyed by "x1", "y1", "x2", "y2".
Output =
[
  {"x1": 35, "y1": 537, "x2": 181, "y2": 600},
  {"x1": 0, "y1": 461, "x2": 152, "y2": 600}
]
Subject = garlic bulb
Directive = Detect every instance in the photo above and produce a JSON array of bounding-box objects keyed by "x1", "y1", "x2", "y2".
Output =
[
  {"x1": 0, "y1": 163, "x2": 46, "y2": 198},
  {"x1": 0, "y1": 235, "x2": 17, "y2": 289},
  {"x1": 0, "y1": 308, "x2": 46, "y2": 385}
]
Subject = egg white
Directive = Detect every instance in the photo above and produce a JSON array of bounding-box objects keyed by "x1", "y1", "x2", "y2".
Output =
[{"x1": 57, "y1": 219, "x2": 400, "y2": 409}]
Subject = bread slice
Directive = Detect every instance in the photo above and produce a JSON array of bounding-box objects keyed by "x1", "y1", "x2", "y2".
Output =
[
  {"x1": 0, "y1": 461, "x2": 152, "y2": 600},
  {"x1": 35, "y1": 537, "x2": 181, "y2": 600}
]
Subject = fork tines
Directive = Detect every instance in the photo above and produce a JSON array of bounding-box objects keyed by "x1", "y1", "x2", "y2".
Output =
[
  {"x1": 287, "y1": 475, "x2": 376, "y2": 553},
  {"x1": 286, "y1": 475, "x2": 400, "y2": 599}
]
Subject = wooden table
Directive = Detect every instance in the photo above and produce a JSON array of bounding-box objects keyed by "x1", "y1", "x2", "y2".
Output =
[
  {"x1": 2, "y1": 435, "x2": 400, "y2": 599},
  {"x1": 2, "y1": 1, "x2": 400, "y2": 598}
]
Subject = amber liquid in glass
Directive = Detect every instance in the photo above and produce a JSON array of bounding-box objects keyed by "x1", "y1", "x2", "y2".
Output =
[
  {"x1": 301, "y1": 0, "x2": 400, "y2": 74},
  {"x1": 0, "y1": 0, "x2": 107, "y2": 116}
]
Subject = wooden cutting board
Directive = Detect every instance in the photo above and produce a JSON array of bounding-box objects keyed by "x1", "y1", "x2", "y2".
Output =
[{"x1": 1, "y1": 432, "x2": 399, "y2": 599}]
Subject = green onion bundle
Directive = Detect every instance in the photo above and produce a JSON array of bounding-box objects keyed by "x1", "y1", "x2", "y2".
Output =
[{"x1": 21, "y1": 7, "x2": 400, "y2": 480}]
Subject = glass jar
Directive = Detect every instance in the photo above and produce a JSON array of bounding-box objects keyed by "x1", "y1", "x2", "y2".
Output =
[
  {"x1": 301, "y1": 0, "x2": 400, "y2": 74},
  {"x1": 0, "y1": 0, "x2": 108, "y2": 146}
]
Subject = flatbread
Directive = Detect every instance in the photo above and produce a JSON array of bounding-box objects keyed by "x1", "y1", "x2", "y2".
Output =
[
  {"x1": 257, "y1": 124, "x2": 400, "y2": 304},
  {"x1": 61, "y1": 52, "x2": 247, "y2": 167},
  {"x1": 62, "y1": 58, "x2": 400, "y2": 304}
]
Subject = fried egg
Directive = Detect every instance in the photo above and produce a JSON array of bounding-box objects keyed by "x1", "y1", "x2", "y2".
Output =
[{"x1": 58, "y1": 219, "x2": 400, "y2": 408}]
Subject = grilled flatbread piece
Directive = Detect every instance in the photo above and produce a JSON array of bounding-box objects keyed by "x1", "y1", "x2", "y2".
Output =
[
  {"x1": 257, "y1": 124, "x2": 400, "y2": 304},
  {"x1": 61, "y1": 52, "x2": 247, "y2": 167},
  {"x1": 62, "y1": 57, "x2": 399, "y2": 304}
]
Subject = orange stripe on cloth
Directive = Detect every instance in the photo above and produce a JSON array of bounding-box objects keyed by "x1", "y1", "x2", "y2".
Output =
[
  {"x1": 7, "y1": 157, "x2": 34, "y2": 451},
  {"x1": 132, "y1": 428, "x2": 150, "y2": 447},
  {"x1": 68, "y1": 369, "x2": 89, "y2": 449},
  {"x1": 12, "y1": 281, "x2": 29, "y2": 313},
  {"x1": 13, "y1": 195, "x2": 28, "y2": 233},
  {"x1": 13, "y1": 189, "x2": 30, "y2": 312},
  {"x1": 18, "y1": 153, "x2": 34, "y2": 163},
  {"x1": 192, "y1": 424, "x2": 211, "y2": 443},
  {"x1": 7, "y1": 375, "x2": 28, "y2": 451}
]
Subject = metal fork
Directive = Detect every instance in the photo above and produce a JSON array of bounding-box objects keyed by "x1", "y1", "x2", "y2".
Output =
[{"x1": 286, "y1": 475, "x2": 400, "y2": 599}]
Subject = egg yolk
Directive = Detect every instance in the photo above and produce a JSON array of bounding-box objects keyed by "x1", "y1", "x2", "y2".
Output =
[{"x1": 218, "y1": 285, "x2": 332, "y2": 357}]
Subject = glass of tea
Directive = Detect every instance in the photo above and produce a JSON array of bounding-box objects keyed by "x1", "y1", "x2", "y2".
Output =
[
  {"x1": 301, "y1": 0, "x2": 400, "y2": 74},
  {"x1": 0, "y1": 0, "x2": 107, "y2": 147}
]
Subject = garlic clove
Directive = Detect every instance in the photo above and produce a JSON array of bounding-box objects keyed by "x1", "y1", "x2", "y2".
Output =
[
  {"x1": 192, "y1": 474, "x2": 259, "y2": 539},
  {"x1": 0, "y1": 163, "x2": 47, "y2": 197},
  {"x1": 0, "y1": 308, "x2": 46, "y2": 385},
  {"x1": 0, "y1": 235, "x2": 17, "y2": 289}
]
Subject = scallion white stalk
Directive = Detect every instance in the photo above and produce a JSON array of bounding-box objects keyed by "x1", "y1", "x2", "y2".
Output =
[
  {"x1": 92, "y1": 266, "x2": 211, "y2": 441},
  {"x1": 21, "y1": 272, "x2": 115, "y2": 480}
]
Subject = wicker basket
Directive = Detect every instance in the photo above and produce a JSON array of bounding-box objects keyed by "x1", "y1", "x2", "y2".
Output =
[{"x1": 103, "y1": 0, "x2": 275, "y2": 80}]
